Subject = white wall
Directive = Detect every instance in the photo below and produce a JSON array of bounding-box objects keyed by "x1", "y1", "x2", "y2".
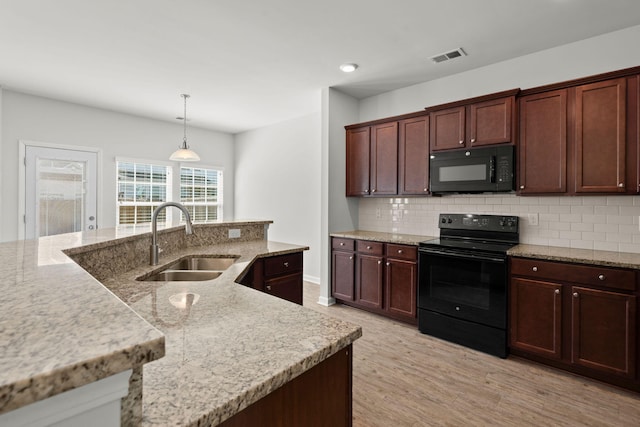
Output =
[
  {"x1": 0, "y1": 90, "x2": 235, "y2": 242},
  {"x1": 234, "y1": 112, "x2": 322, "y2": 282},
  {"x1": 351, "y1": 24, "x2": 640, "y2": 254}
]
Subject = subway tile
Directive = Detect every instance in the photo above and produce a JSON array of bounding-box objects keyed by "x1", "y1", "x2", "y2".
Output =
[
  {"x1": 607, "y1": 215, "x2": 633, "y2": 225},
  {"x1": 594, "y1": 223, "x2": 619, "y2": 233},
  {"x1": 549, "y1": 222, "x2": 571, "y2": 231},
  {"x1": 607, "y1": 196, "x2": 633, "y2": 206},
  {"x1": 594, "y1": 241, "x2": 620, "y2": 252},
  {"x1": 571, "y1": 240, "x2": 593, "y2": 250},
  {"x1": 570, "y1": 205, "x2": 595, "y2": 215},
  {"x1": 559, "y1": 198, "x2": 583, "y2": 205},
  {"x1": 547, "y1": 238, "x2": 571, "y2": 247},
  {"x1": 581, "y1": 196, "x2": 608, "y2": 206},
  {"x1": 549, "y1": 205, "x2": 572, "y2": 214},
  {"x1": 581, "y1": 231, "x2": 606, "y2": 241},
  {"x1": 595, "y1": 205, "x2": 619, "y2": 215},
  {"x1": 559, "y1": 230, "x2": 582, "y2": 240},
  {"x1": 581, "y1": 214, "x2": 607, "y2": 224},
  {"x1": 606, "y1": 233, "x2": 632, "y2": 243},
  {"x1": 618, "y1": 243, "x2": 640, "y2": 254},
  {"x1": 571, "y1": 222, "x2": 593, "y2": 232}
]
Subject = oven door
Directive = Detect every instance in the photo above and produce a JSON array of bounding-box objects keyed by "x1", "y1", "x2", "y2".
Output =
[{"x1": 418, "y1": 247, "x2": 507, "y2": 329}]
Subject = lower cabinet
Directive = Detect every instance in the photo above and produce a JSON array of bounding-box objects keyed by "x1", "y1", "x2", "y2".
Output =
[
  {"x1": 331, "y1": 237, "x2": 417, "y2": 324},
  {"x1": 510, "y1": 257, "x2": 638, "y2": 391},
  {"x1": 240, "y1": 252, "x2": 304, "y2": 305}
]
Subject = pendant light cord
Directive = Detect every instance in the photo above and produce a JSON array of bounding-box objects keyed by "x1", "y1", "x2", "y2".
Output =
[{"x1": 182, "y1": 94, "x2": 190, "y2": 148}]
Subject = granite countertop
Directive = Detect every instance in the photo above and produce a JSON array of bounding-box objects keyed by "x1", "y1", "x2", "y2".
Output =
[
  {"x1": 102, "y1": 240, "x2": 362, "y2": 426},
  {"x1": 508, "y1": 243, "x2": 640, "y2": 270},
  {"x1": 0, "y1": 235, "x2": 165, "y2": 415},
  {"x1": 330, "y1": 230, "x2": 436, "y2": 246},
  {"x1": 0, "y1": 222, "x2": 362, "y2": 426}
]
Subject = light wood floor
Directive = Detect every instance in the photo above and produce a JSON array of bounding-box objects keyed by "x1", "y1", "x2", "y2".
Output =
[{"x1": 302, "y1": 282, "x2": 640, "y2": 427}]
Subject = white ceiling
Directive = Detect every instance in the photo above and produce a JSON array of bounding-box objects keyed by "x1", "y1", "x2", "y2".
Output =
[{"x1": 1, "y1": 0, "x2": 640, "y2": 134}]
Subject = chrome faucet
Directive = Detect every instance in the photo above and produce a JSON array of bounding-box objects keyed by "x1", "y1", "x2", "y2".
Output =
[{"x1": 150, "y1": 202, "x2": 194, "y2": 265}]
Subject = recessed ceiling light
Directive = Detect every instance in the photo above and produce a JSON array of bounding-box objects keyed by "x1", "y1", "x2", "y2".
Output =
[{"x1": 340, "y1": 63, "x2": 358, "y2": 73}]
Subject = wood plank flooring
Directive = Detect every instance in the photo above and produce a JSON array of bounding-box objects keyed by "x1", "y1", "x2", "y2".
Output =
[{"x1": 302, "y1": 282, "x2": 640, "y2": 427}]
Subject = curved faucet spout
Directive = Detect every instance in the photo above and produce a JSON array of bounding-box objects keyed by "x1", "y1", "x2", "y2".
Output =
[{"x1": 150, "y1": 202, "x2": 194, "y2": 265}]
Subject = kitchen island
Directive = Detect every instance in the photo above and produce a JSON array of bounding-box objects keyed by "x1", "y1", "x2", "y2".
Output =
[{"x1": 0, "y1": 221, "x2": 362, "y2": 426}]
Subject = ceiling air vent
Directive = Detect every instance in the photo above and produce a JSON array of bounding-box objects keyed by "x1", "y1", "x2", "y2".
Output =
[{"x1": 430, "y1": 48, "x2": 466, "y2": 64}]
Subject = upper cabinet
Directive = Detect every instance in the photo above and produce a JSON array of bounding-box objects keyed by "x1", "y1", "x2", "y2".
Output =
[
  {"x1": 519, "y1": 71, "x2": 640, "y2": 195},
  {"x1": 346, "y1": 112, "x2": 429, "y2": 197},
  {"x1": 429, "y1": 90, "x2": 518, "y2": 152}
]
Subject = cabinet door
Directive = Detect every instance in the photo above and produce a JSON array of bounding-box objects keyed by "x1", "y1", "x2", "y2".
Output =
[
  {"x1": 346, "y1": 127, "x2": 370, "y2": 196},
  {"x1": 332, "y1": 251, "x2": 355, "y2": 301},
  {"x1": 355, "y1": 254, "x2": 383, "y2": 309},
  {"x1": 430, "y1": 106, "x2": 465, "y2": 151},
  {"x1": 575, "y1": 78, "x2": 627, "y2": 193},
  {"x1": 571, "y1": 286, "x2": 636, "y2": 378},
  {"x1": 398, "y1": 116, "x2": 429, "y2": 195},
  {"x1": 510, "y1": 278, "x2": 563, "y2": 359},
  {"x1": 385, "y1": 258, "x2": 417, "y2": 320},
  {"x1": 370, "y1": 122, "x2": 398, "y2": 195},
  {"x1": 469, "y1": 96, "x2": 514, "y2": 146},
  {"x1": 518, "y1": 90, "x2": 568, "y2": 194},
  {"x1": 265, "y1": 273, "x2": 303, "y2": 305}
]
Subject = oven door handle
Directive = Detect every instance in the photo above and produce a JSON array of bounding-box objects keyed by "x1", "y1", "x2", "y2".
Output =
[{"x1": 420, "y1": 248, "x2": 506, "y2": 263}]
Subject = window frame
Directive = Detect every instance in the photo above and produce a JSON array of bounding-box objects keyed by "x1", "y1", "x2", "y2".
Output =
[
  {"x1": 178, "y1": 164, "x2": 224, "y2": 223},
  {"x1": 115, "y1": 157, "x2": 174, "y2": 226}
]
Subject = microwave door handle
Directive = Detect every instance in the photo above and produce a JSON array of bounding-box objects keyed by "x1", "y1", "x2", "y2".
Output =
[{"x1": 489, "y1": 156, "x2": 496, "y2": 183}]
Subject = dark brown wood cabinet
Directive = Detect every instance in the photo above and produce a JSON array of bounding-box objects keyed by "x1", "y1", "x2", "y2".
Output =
[
  {"x1": 518, "y1": 89, "x2": 568, "y2": 194},
  {"x1": 518, "y1": 70, "x2": 640, "y2": 195},
  {"x1": 429, "y1": 91, "x2": 517, "y2": 152},
  {"x1": 510, "y1": 257, "x2": 638, "y2": 391},
  {"x1": 345, "y1": 122, "x2": 398, "y2": 197},
  {"x1": 220, "y1": 344, "x2": 353, "y2": 427},
  {"x1": 239, "y1": 252, "x2": 304, "y2": 305},
  {"x1": 331, "y1": 237, "x2": 417, "y2": 324},
  {"x1": 398, "y1": 116, "x2": 430, "y2": 195}
]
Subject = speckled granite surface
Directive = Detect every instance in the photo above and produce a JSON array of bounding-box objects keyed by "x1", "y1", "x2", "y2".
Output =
[
  {"x1": 100, "y1": 239, "x2": 362, "y2": 426},
  {"x1": 1, "y1": 221, "x2": 362, "y2": 426},
  {"x1": 508, "y1": 244, "x2": 640, "y2": 270},
  {"x1": 0, "y1": 236, "x2": 165, "y2": 416},
  {"x1": 330, "y1": 230, "x2": 435, "y2": 246}
]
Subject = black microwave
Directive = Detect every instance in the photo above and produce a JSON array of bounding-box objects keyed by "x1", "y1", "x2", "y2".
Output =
[{"x1": 429, "y1": 145, "x2": 515, "y2": 194}]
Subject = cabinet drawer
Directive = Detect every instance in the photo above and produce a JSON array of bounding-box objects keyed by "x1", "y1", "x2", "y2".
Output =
[
  {"x1": 511, "y1": 258, "x2": 636, "y2": 291},
  {"x1": 332, "y1": 237, "x2": 355, "y2": 251},
  {"x1": 385, "y1": 244, "x2": 417, "y2": 261},
  {"x1": 264, "y1": 252, "x2": 303, "y2": 277},
  {"x1": 356, "y1": 240, "x2": 384, "y2": 255}
]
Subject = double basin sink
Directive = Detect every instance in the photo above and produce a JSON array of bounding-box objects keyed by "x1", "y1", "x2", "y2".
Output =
[{"x1": 138, "y1": 256, "x2": 238, "y2": 282}]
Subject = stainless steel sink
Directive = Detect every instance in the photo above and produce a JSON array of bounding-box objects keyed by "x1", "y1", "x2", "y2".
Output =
[
  {"x1": 164, "y1": 257, "x2": 237, "y2": 271},
  {"x1": 137, "y1": 256, "x2": 238, "y2": 282},
  {"x1": 143, "y1": 270, "x2": 223, "y2": 282}
]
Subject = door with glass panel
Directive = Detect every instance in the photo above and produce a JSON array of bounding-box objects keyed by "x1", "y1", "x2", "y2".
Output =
[{"x1": 25, "y1": 147, "x2": 98, "y2": 239}]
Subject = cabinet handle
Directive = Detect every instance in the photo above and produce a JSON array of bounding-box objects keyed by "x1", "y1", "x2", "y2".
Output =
[
  {"x1": 398, "y1": 249, "x2": 403, "y2": 254},
  {"x1": 573, "y1": 292, "x2": 578, "y2": 298},
  {"x1": 532, "y1": 266, "x2": 538, "y2": 272},
  {"x1": 423, "y1": 188, "x2": 428, "y2": 192},
  {"x1": 367, "y1": 246, "x2": 372, "y2": 250},
  {"x1": 598, "y1": 274, "x2": 605, "y2": 281},
  {"x1": 520, "y1": 185, "x2": 525, "y2": 190},
  {"x1": 284, "y1": 262, "x2": 289, "y2": 267},
  {"x1": 470, "y1": 138, "x2": 476, "y2": 143},
  {"x1": 340, "y1": 242, "x2": 345, "y2": 246},
  {"x1": 266, "y1": 285, "x2": 272, "y2": 291},
  {"x1": 378, "y1": 260, "x2": 382, "y2": 265},
  {"x1": 349, "y1": 256, "x2": 353, "y2": 260},
  {"x1": 386, "y1": 262, "x2": 390, "y2": 266},
  {"x1": 372, "y1": 189, "x2": 376, "y2": 193},
  {"x1": 618, "y1": 183, "x2": 624, "y2": 188},
  {"x1": 554, "y1": 289, "x2": 560, "y2": 295},
  {"x1": 458, "y1": 140, "x2": 464, "y2": 145}
]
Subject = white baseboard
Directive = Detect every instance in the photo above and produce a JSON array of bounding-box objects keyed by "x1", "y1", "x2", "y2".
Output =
[
  {"x1": 317, "y1": 295, "x2": 336, "y2": 306},
  {"x1": 303, "y1": 274, "x2": 320, "y2": 284}
]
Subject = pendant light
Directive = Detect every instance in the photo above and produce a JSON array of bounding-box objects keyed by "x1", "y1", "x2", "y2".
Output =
[{"x1": 170, "y1": 94, "x2": 200, "y2": 162}]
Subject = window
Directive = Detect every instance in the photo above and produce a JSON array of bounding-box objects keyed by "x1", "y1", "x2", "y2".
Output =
[
  {"x1": 180, "y1": 166, "x2": 223, "y2": 222},
  {"x1": 117, "y1": 161, "x2": 171, "y2": 225}
]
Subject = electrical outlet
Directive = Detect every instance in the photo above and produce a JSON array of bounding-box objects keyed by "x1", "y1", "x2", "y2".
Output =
[
  {"x1": 527, "y1": 213, "x2": 539, "y2": 226},
  {"x1": 228, "y1": 229, "x2": 241, "y2": 238}
]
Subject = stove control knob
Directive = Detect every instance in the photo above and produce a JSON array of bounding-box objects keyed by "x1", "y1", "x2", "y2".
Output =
[
  {"x1": 447, "y1": 218, "x2": 453, "y2": 224},
  {"x1": 441, "y1": 218, "x2": 447, "y2": 224}
]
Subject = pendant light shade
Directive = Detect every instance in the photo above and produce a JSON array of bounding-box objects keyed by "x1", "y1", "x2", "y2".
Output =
[{"x1": 170, "y1": 94, "x2": 200, "y2": 162}]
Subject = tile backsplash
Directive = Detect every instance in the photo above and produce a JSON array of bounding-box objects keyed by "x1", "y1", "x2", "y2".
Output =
[{"x1": 358, "y1": 194, "x2": 640, "y2": 254}]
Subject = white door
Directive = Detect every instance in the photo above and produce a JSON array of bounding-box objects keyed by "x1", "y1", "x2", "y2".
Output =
[{"x1": 25, "y1": 146, "x2": 98, "y2": 239}]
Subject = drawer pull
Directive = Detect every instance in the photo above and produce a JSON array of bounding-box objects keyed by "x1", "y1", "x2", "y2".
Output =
[
  {"x1": 340, "y1": 242, "x2": 345, "y2": 246},
  {"x1": 573, "y1": 292, "x2": 578, "y2": 298},
  {"x1": 554, "y1": 289, "x2": 560, "y2": 295},
  {"x1": 378, "y1": 260, "x2": 382, "y2": 265},
  {"x1": 598, "y1": 274, "x2": 605, "y2": 281},
  {"x1": 349, "y1": 256, "x2": 353, "y2": 260},
  {"x1": 283, "y1": 262, "x2": 289, "y2": 267},
  {"x1": 386, "y1": 262, "x2": 390, "y2": 266},
  {"x1": 398, "y1": 249, "x2": 403, "y2": 254},
  {"x1": 532, "y1": 266, "x2": 538, "y2": 272},
  {"x1": 266, "y1": 285, "x2": 272, "y2": 291},
  {"x1": 367, "y1": 245, "x2": 372, "y2": 250}
]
